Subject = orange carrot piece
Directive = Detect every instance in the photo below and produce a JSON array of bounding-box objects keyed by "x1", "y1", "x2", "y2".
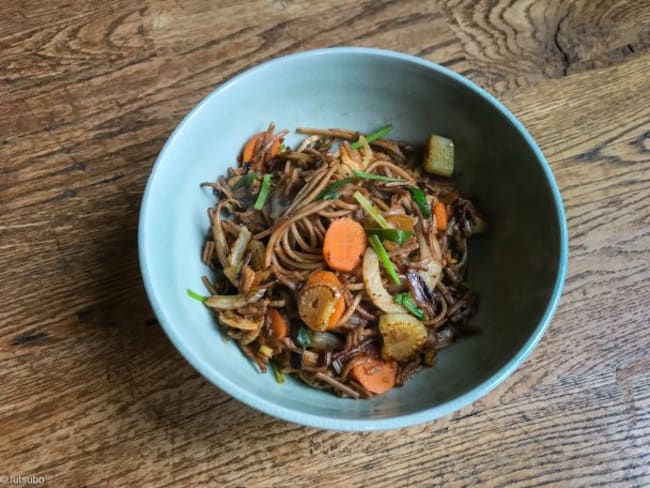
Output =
[
  {"x1": 268, "y1": 308, "x2": 288, "y2": 339},
  {"x1": 242, "y1": 133, "x2": 261, "y2": 162},
  {"x1": 305, "y1": 270, "x2": 341, "y2": 287},
  {"x1": 243, "y1": 132, "x2": 282, "y2": 163},
  {"x1": 350, "y1": 355, "x2": 397, "y2": 394},
  {"x1": 329, "y1": 292, "x2": 346, "y2": 329},
  {"x1": 322, "y1": 218, "x2": 367, "y2": 272},
  {"x1": 304, "y1": 270, "x2": 346, "y2": 330},
  {"x1": 270, "y1": 138, "x2": 281, "y2": 158},
  {"x1": 433, "y1": 201, "x2": 448, "y2": 231}
]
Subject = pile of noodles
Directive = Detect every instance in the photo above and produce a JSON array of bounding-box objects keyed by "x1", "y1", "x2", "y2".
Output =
[{"x1": 198, "y1": 124, "x2": 481, "y2": 398}]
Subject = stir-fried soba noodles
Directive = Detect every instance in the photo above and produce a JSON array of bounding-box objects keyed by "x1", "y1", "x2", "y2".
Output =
[{"x1": 192, "y1": 124, "x2": 485, "y2": 398}]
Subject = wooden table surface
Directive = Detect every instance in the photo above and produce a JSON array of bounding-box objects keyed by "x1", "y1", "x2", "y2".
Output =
[{"x1": 1, "y1": 1, "x2": 649, "y2": 486}]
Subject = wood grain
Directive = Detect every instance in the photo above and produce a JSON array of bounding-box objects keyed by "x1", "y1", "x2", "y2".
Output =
[
  {"x1": 1, "y1": 1, "x2": 649, "y2": 487},
  {"x1": 444, "y1": 0, "x2": 650, "y2": 94}
]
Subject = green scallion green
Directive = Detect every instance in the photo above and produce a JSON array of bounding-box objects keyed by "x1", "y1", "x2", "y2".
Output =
[
  {"x1": 231, "y1": 172, "x2": 260, "y2": 190},
  {"x1": 353, "y1": 191, "x2": 393, "y2": 230},
  {"x1": 352, "y1": 170, "x2": 405, "y2": 183},
  {"x1": 368, "y1": 234, "x2": 401, "y2": 285},
  {"x1": 350, "y1": 124, "x2": 394, "y2": 149},
  {"x1": 254, "y1": 174, "x2": 272, "y2": 210},
  {"x1": 187, "y1": 289, "x2": 207, "y2": 302},
  {"x1": 394, "y1": 293, "x2": 425, "y2": 320},
  {"x1": 315, "y1": 177, "x2": 355, "y2": 200},
  {"x1": 408, "y1": 187, "x2": 431, "y2": 218},
  {"x1": 365, "y1": 228, "x2": 413, "y2": 244},
  {"x1": 271, "y1": 361, "x2": 285, "y2": 384}
]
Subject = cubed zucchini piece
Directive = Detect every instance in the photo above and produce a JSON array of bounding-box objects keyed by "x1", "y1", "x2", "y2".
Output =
[{"x1": 423, "y1": 134, "x2": 454, "y2": 176}]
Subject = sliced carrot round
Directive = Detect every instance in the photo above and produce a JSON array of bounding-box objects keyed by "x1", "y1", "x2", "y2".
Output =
[
  {"x1": 305, "y1": 270, "x2": 341, "y2": 288},
  {"x1": 299, "y1": 271, "x2": 346, "y2": 331},
  {"x1": 322, "y1": 218, "x2": 367, "y2": 272},
  {"x1": 350, "y1": 355, "x2": 397, "y2": 394}
]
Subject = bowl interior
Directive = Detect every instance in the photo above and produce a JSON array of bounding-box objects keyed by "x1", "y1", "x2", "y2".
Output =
[{"x1": 139, "y1": 49, "x2": 565, "y2": 430}]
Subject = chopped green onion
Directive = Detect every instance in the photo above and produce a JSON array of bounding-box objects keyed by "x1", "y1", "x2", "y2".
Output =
[
  {"x1": 408, "y1": 187, "x2": 431, "y2": 218},
  {"x1": 353, "y1": 191, "x2": 393, "y2": 230},
  {"x1": 231, "y1": 171, "x2": 259, "y2": 190},
  {"x1": 254, "y1": 174, "x2": 272, "y2": 210},
  {"x1": 394, "y1": 293, "x2": 425, "y2": 320},
  {"x1": 316, "y1": 177, "x2": 354, "y2": 200},
  {"x1": 365, "y1": 228, "x2": 413, "y2": 244},
  {"x1": 187, "y1": 289, "x2": 207, "y2": 302},
  {"x1": 296, "y1": 324, "x2": 312, "y2": 348},
  {"x1": 271, "y1": 361, "x2": 285, "y2": 384},
  {"x1": 279, "y1": 143, "x2": 287, "y2": 152},
  {"x1": 350, "y1": 124, "x2": 394, "y2": 150},
  {"x1": 259, "y1": 345, "x2": 274, "y2": 357},
  {"x1": 368, "y1": 234, "x2": 401, "y2": 285},
  {"x1": 352, "y1": 170, "x2": 405, "y2": 183}
]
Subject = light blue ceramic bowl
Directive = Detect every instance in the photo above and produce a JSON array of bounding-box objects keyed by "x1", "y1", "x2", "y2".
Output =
[{"x1": 139, "y1": 47, "x2": 568, "y2": 431}]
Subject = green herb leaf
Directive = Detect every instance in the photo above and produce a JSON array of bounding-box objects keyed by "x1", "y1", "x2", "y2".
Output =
[
  {"x1": 350, "y1": 124, "x2": 394, "y2": 150},
  {"x1": 231, "y1": 172, "x2": 260, "y2": 190},
  {"x1": 394, "y1": 293, "x2": 425, "y2": 320},
  {"x1": 408, "y1": 187, "x2": 431, "y2": 218},
  {"x1": 368, "y1": 234, "x2": 401, "y2": 285},
  {"x1": 187, "y1": 288, "x2": 208, "y2": 302},
  {"x1": 352, "y1": 170, "x2": 405, "y2": 183},
  {"x1": 365, "y1": 228, "x2": 413, "y2": 244},
  {"x1": 254, "y1": 174, "x2": 272, "y2": 210},
  {"x1": 315, "y1": 177, "x2": 354, "y2": 200}
]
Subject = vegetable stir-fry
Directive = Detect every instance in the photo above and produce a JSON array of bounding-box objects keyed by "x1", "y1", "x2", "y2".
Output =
[{"x1": 194, "y1": 123, "x2": 484, "y2": 398}]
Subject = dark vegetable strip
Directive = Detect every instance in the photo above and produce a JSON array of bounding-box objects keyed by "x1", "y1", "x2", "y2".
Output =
[
  {"x1": 232, "y1": 171, "x2": 259, "y2": 190},
  {"x1": 187, "y1": 289, "x2": 208, "y2": 302},
  {"x1": 368, "y1": 234, "x2": 401, "y2": 285},
  {"x1": 394, "y1": 293, "x2": 425, "y2": 320},
  {"x1": 352, "y1": 170, "x2": 405, "y2": 183},
  {"x1": 408, "y1": 187, "x2": 431, "y2": 218},
  {"x1": 365, "y1": 228, "x2": 413, "y2": 244},
  {"x1": 350, "y1": 124, "x2": 394, "y2": 149},
  {"x1": 254, "y1": 174, "x2": 272, "y2": 210},
  {"x1": 316, "y1": 177, "x2": 355, "y2": 200}
]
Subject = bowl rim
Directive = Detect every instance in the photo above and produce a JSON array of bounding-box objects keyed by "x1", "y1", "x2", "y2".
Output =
[{"x1": 138, "y1": 46, "x2": 569, "y2": 431}]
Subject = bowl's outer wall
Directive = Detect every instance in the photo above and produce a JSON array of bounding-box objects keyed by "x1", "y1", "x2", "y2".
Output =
[{"x1": 139, "y1": 48, "x2": 566, "y2": 430}]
